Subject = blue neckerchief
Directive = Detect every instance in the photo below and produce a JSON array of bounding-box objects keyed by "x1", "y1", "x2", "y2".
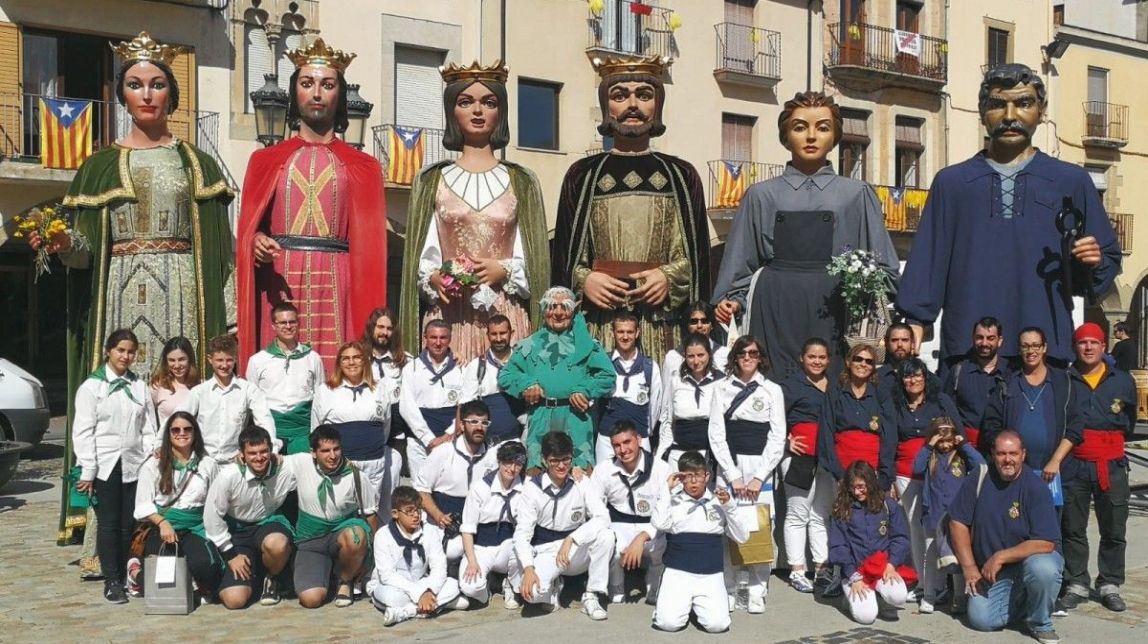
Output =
[
  {"x1": 483, "y1": 470, "x2": 520, "y2": 525},
  {"x1": 420, "y1": 350, "x2": 457, "y2": 387},
  {"x1": 388, "y1": 521, "x2": 424, "y2": 566},
  {"x1": 344, "y1": 382, "x2": 368, "y2": 402},
  {"x1": 685, "y1": 370, "x2": 723, "y2": 406},
  {"x1": 532, "y1": 473, "x2": 574, "y2": 522},
  {"x1": 724, "y1": 378, "x2": 760, "y2": 420},
  {"x1": 613, "y1": 351, "x2": 649, "y2": 393},
  {"x1": 371, "y1": 353, "x2": 393, "y2": 377},
  {"x1": 615, "y1": 450, "x2": 654, "y2": 513},
  {"x1": 454, "y1": 440, "x2": 487, "y2": 486}
]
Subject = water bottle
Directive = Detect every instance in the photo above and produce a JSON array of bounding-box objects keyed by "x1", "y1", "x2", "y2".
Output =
[{"x1": 734, "y1": 571, "x2": 750, "y2": 611}]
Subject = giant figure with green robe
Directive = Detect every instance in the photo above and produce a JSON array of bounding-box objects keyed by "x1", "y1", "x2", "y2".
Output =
[
  {"x1": 498, "y1": 287, "x2": 615, "y2": 468},
  {"x1": 39, "y1": 33, "x2": 234, "y2": 557}
]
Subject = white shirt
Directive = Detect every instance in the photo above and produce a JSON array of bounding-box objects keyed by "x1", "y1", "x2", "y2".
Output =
[
  {"x1": 204, "y1": 460, "x2": 298, "y2": 554},
  {"x1": 413, "y1": 435, "x2": 498, "y2": 500},
  {"x1": 590, "y1": 451, "x2": 670, "y2": 540},
  {"x1": 608, "y1": 349, "x2": 662, "y2": 430},
  {"x1": 460, "y1": 350, "x2": 512, "y2": 401},
  {"x1": 178, "y1": 376, "x2": 279, "y2": 462},
  {"x1": 370, "y1": 350, "x2": 411, "y2": 401},
  {"x1": 651, "y1": 488, "x2": 748, "y2": 541},
  {"x1": 661, "y1": 340, "x2": 730, "y2": 398},
  {"x1": 398, "y1": 353, "x2": 466, "y2": 444},
  {"x1": 310, "y1": 382, "x2": 391, "y2": 432},
  {"x1": 513, "y1": 473, "x2": 609, "y2": 569},
  {"x1": 460, "y1": 472, "x2": 526, "y2": 535},
  {"x1": 372, "y1": 521, "x2": 450, "y2": 600},
  {"x1": 655, "y1": 370, "x2": 723, "y2": 461},
  {"x1": 283, "y1": 452, "x2": 378, "y2": 520},
  {"x1": 72, "y1": 368, "x2": 157, "y2": 482},
  {"x1": 133, "y1": 455, "x2": 219, "y2": 520},
  {"x1": 245, "y1": 343, "x2": 325, "y2": 413},
  {"x1": 707, "y1": 373, "x2": 787, "y2": 484}
]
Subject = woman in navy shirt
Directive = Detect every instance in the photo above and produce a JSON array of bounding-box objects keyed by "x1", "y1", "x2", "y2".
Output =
[{"x1": 817, "y1": 344, "x2": 896, "y2": 490}]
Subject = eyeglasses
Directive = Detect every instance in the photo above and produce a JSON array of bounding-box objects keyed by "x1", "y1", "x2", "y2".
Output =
[
  {"x1": 680, "y1": 472, "x2": 706, "y2": 481},
  {"x1": 273, "y1": 319, "x2": 299, "y2": 327},
  {"x1": 737, "y1": 350, "x2": 761, "y2": 359},
  {"x1": 852, "y1": 356, "x2": 875, "y2": 365},
  {"x1": 462, "y1": 418, "x2": 492, "y2": 427},
  {"x1": 687, "y1": 317, "x2": 710, "y2": 325},
  {"x1": 849, "y1": 483, "x2": 868, "y2": 491},
  {"x1": 902, "y1": 372, "x2": 925, "y2": 381},
  {"x1": 394, "y1": 506, "x2": 421, "y2": 518},
  {"x1": 170, "y1": 425, "x2": 194, "y2": 435},
  {"x1": 340, "y1": 354, "x2": 365, "y2": 362},
  {"x1": 545, "y1": 456, "x2": 573, "y2": 467},
  {"x1": 1020, "y1": 343, "x2": 1045, "y2": 352}
]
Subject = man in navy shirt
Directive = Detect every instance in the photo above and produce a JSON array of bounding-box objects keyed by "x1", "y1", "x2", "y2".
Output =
[
  {"x1": 942, "y1": 317, "x2": 1007, "y2": 452},
  {"x1": 950, "y1": 430, "x2": 1062, "y2": 644}
]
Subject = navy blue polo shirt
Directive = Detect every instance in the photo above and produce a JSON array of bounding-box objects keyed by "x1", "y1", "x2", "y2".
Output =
[
  {"x1": 943, "y1": 357, "x2": 1005, "y2": 430},
  {"x1": 781, "y1": 372, "x2": 827, "y2": 426},
  {"x1": 949, "y1": 466, "x2": 1060, "y2": 568}
]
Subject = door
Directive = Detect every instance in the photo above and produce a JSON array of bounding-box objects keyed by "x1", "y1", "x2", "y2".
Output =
[
  {"x1": 895, "y1": 2, "x2": 921, "y2": 76},
  {"x1": 840, "y1": 0, "x2": 866, "y2": 66}
]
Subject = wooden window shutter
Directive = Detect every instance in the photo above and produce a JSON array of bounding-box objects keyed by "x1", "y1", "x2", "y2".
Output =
[
  {"x1": 168, "y1": 45, "x2": 196, "y2": 144},
  {"x1": 0, "y1": 22, "x2": 22, "y2": 156}
]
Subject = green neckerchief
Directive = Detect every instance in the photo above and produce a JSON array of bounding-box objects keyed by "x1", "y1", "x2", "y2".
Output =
[
  {"x1": 88, "y1": 364, "x2": 140, "y2": 404},
  {"x1": 238, "y1": 459, "x2": 278, "y2": 487},
  {"x1": 315, "y1": 458, "x2": 353, "y2": 513},
  {"x1": 265, "y1": 340, "x2": 312, "y2": 372},
  {"x1": 535, "y1": 312, "x2": 596, "y2": 367}
]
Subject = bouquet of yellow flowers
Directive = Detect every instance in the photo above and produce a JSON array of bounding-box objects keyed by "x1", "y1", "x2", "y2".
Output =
[{"x1": 11, "y1": 204, "x2": 86, "y2": 281}]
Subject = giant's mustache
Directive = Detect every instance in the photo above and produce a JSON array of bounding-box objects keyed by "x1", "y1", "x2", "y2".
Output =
[{"x1": 990, "y1": 121, "x2": 1034, "y2": 138}]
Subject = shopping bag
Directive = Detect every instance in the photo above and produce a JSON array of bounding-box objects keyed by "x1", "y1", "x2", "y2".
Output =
[
  {"x1": 728, "y1": 504, "x2": 775, "y2": 566},
  {"x1": 144, "y1": 542, "x2": 194, "y2": 615}
]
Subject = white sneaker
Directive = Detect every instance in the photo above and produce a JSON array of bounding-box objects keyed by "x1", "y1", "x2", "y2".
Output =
[
  {"x1": 727, "y1": 594, "x2": 737, "y2": 613},
  {"x1": 582, "y1": 593, "x2": 608, "y2": 621},
  {"x1": 503, "y1": 579, "x2": 520, "y2": 610},
  {"x1": 610, "y1": 593, "x2": 625, "y2": 604},
  {"x1": 447, "y1": 596, "x2": 470, "y2": 611},
  {"x1": 919, "y1": 599, "x2": 935, "y2": 614},
  {"x1": 747, "y1": 596, "x2": 766, "y2": 614},
  {"x1": 382, "y1": 605, "x2": 415, "y2": 626}
]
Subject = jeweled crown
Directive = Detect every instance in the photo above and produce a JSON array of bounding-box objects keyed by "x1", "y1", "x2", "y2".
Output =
[
  {"x1": 287, "y1": 37, "x2": 356, "y2": 72},
  {"x1": 110, "y1": 31, "x2": 186, "y2": 66},
  {"x1": 592, "y1": 54, "x2": 669, "y2": 79},
  {"x1": 440, "y1": 60, "x2": 510, "y2": 85}
]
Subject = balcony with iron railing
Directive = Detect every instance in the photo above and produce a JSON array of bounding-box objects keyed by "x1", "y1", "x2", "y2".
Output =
[
  {"x1": 706, "y1": 160, "x2": 784, "y2": 212},
  {"x1": 1082, "y1": 101, "x2": 1128, "y2": 149},
  {"x1": 372, "y1": 124, "x2": 458, "y2": 187},
  {"x1": 826, "y1": 22, "x2": 947, "y2": 91},
  {"x1": 1110, "y1": 212, "x2": 1133, "y2": 255},
  {"x1": 874, "y1": 184, "x2": 929, "y2": 233},
  {"x1": 586, "y1": 0, "x2": 676, "y2": 62},
  {"x1": 713, "y1": 23, "x2": 781, "y2": 88}
]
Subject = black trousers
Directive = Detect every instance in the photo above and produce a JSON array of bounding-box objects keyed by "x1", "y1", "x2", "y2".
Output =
[
  {"x1": 1061, "y1": 460, "x2": 1129, "y2": 591},
  {"x1": 141, "y1": 528, "x2": 223, "y2": 594},
  {"x1": 93, "y1": 462, "x2": 137, "y2": 584}
]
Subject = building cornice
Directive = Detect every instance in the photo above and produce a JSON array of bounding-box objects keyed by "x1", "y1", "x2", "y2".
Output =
[{"x1": 1055, "y1": 24, "x2": 1148, "y2": 59}]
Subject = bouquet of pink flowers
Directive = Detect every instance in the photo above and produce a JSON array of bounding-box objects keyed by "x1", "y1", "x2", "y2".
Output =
[{"x1": 439, "y1": 255, "x2": 481, "y2": 297}]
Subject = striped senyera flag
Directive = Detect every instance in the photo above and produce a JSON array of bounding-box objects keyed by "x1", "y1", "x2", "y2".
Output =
[
  {"x1": 716, "y1": 160, "x2": 747, "y2": 209},
  {"x1": 384, "y1": 126, "x2": 425, "y2": 185},
  {"x1": 39, "y1": 97, "x2": 93, "y2": 170}
]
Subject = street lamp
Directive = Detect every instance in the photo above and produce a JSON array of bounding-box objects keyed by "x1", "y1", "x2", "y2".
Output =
[
  {"x1": 343, "y1": 83, "x2": 373, "y2": 150},
  {"x1": 250, "y1": 73, "x2": 289, "y2": 147}
]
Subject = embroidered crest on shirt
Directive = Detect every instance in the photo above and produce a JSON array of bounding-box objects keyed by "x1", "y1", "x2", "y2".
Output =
[
  {"x1": 705, "y1": 506, "x2": 720, "y2": 522},
  {"x1": 869, "y1": 416, "x2": 880, "y2": 432},
  {"x1": 393, "y1": 386, "x2": 401, "y2": 400},
  {"x1": 1112, "y1": 398, "x2": 1123, "y2": 414},
  {"x1": 951, "y1": 460, "x2": 964, "y2": 478},
  {"x1": 638, "y1": 390, "x2": 649, "y2": 404},
  {"x1": 752, "y1": 399, "x2": 764, "y2": 412},
  {"x1": 448, "y1": 389, "x2": 459, "y2": 403},
  {"x1": 570, "y1": 509, "x2": 584, "y2": 523},
  {"x1": 1008, "y1": 501, "x2": 1021, "y2": 519},
  {"x1": 637, "y1": 499, "x2": 651, "y2": 513},
  {"x1": 878, "y1": 519, "x2": 888, "y2": 536},
  {"x1": 376, "y1": 401, "x2": 385, "y2": 417}
]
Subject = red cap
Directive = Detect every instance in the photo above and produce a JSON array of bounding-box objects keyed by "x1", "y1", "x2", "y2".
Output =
[{"x1": 1073, "y1": 322, "x2": 1105, "y2": 344}]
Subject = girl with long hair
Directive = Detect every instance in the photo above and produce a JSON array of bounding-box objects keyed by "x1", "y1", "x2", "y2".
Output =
[
  {"x1": 149, "y1": 336, "x2": 201, "y2": 431},
  {"x1": 656, "y1": 333, "x2": 725, "y2": 469}
]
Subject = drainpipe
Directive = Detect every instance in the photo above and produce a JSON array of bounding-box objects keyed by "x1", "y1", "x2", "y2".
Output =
[
  {"x1": 807, "y1": 0, "x2": 815, "y2": 91},
  {"x1": 941, "y1": 0, "x2": 949, "y2": 169}
]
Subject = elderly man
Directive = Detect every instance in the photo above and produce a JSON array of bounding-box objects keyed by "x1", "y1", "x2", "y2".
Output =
[
  {"x1": 949, "y1": 430, "x2": 1062, "y2": 644},
  {"x1": 498, "y1": 286, "x2": 615, "y2": 470},
  {"x1": 897, "y1": 63, "x2": 1121, "y2": 365}
]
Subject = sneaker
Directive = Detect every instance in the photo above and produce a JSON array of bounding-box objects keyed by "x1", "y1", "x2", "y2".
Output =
[
  {"x1": 1100, "y1": 593, "x2": 1127, "y2": 612},
  {"x1": 747, "y1": 596, "x2": 766, "y2": 614},
  {"x1": 728, "y1": 594, "x2": 737, "y2": 612},
  {"x1": 581, "y1": 593, "x2": 608, "y2": 621},
  {"x1": 789, "y1": 571, "x2": 814, "y2": 594},
  {"x1": 502, "y1": 579, "x2": 520, "y2": 610},
  {"x1": 1051, "y1": 606, "x2": 1068, "y2": 618},
  {"x1": 814, "y1": 567, "x2": 834, "y2": 588},
  {"x1": 260, "y1": 576, "x2": 281, "y2": 606},
  {"x1": 951, "y1": 592, "x2": 968, "y2": 615},
  {"x1": 447, "y1": 596, "x2": 470, "y2": 612},
  {"x1": 609, "y1": 585, "x2": 626, "y2": 604},
  {"x1": 1032, "y1": 628, "x2": 1061, "y2": 644},
  {"x1": 382, "y1": 605, "x2": 415, "y2": 626},
  {"x1": 1056, "y1": 592, "x2": 1086, "y2": 613},
  {"x1": 919, "y1": 599, "x2": 934, "y2": 614},
  {"x1": 103, "y1": 581, "x2": 128, "y2": 604},
  {"x1": 125, "y1": 559, "x2": 142, "y2": 597}
]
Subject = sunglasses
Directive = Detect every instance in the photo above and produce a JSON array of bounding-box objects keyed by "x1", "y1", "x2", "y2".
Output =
[
  {"x1": 545, "y1": 456, "x2": 573, "y2": 466},
  {"x1": 737, "y1": 350, "x2": 761, "y2": 359},
  {"x1": 170, "y1": 425, "x2": 194, "y2": 435},
  {"x1": 852, "y1": 356, "x2": 876, "y2": 365},
  {"x1": 687, "y1": 317, "x2": 710, "y2": 325}
]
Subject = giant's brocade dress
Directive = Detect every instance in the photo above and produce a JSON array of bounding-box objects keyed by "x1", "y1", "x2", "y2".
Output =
[{"x1": 58, "y1": 141, "x2": 234, "y2": 548}]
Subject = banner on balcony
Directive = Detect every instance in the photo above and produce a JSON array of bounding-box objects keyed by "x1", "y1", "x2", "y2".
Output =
[
  {"x1": 894, "y1": 30, "x2": 921, "y2": 57},
  {"x1": 385, "y1": 126, "x2": 425, "y2": 186},
  {"x1": 630, "y1": 2, "x2": 653, "y2": 16},
  {"x1": 716, "y1": 161, "x2": 748, "y2": 209},
  {"x1": 39, "y1": 98, "x2": 93, "y2": 170}
]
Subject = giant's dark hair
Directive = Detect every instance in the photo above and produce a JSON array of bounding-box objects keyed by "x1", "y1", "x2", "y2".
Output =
[
  {"x1": 978, "y1": 63, "x2": 1047, "y2": 115},
  {"x1": 286, "y1": 67, "x2": 349, "y2": 133},
  {"x1": 442, "y1": 79, "x2": 510, "y2": 151},
  {"x1": 115, "y1": 60, "x2": 180, "y2": 114}
]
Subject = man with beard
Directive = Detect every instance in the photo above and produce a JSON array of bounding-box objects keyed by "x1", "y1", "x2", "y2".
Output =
[
  {"x1": 364, "y1": 308, "x2": 412, "y2": 456},
  {"x1": 461, "y1": 315, "x2": 526, "y2": 445},
  {"x1": 897, "y1": 64, "x2": 1121, "y2": 366},
  {"x1": 943, "y1": 317, "x2": 1007, "y2": 452},
  {"x1": 551, "y1": 56, "x2": 709, "y2": 356},
  {"x1": 877, "y1": 323, "x2": 918, "y2": 398},
  {"x1": 236, "y1": 38, "x2": 387, "y2": 372}
]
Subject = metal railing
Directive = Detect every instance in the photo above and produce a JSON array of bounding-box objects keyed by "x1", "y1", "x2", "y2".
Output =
[
  {"x1": 141, "y1": 0, "x2": 229, "y2": 8},
  {"x1": 827, "y1": 22, "x2": 947, "y2": 83},
  {"x1": 874, "y1": 184, "x2": 929, "y2": 233},
  {"x1": 587, "y1": 0, "x2": 676, "y2": 60},
  {"x1": 1083, "y1": 101, "x2": 1128, "y2": 143},
  {"x1": 1110, "y1": 212, "x2": 1133, "y2": 255},
  {"x1": 706, "y1": 160, "x2": 784, "y2": 210},
  {"x1": 714, "y1": 23, "x2": 781, "y2": 81},
  {"x1": 372, "y1": 124, "x2": 457, "y2": 186}
]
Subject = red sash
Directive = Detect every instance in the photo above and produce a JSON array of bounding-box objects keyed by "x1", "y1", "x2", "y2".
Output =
[
  {"x1": 790, "y1": 421, "x2": 819, "y2": 456},
  {"x1": 1073, "y1": 429, "x2": 1126, "y2": 492},
  {"x1": 859, "y1": 550, "x2": 918, "y2": 589},
  {"x1": 895, "y1": 437, "x2": 928, "y2": 479},
  {"x1": 835, "y1": 430, "x2": 880, "y2": 471},
  {"x1": 964, "y1": 426, "x2": 981, "y2": 451}
]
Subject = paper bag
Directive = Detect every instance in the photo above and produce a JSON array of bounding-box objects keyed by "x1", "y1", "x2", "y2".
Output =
[
  {"x1": 144, "y1": 543, "x2": 194, "y2": 615},
  {"x1": 728, "y1": 504, "x2": 774, "y2": 566}
]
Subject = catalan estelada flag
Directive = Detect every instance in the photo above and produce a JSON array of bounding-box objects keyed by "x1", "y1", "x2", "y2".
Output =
[
  {"x1": 39, "y1": 98, "x2": 93, "y2": 170},
  {"x1": 385, "y1": 126, "x2": 424, "y2": 185},
  {"x1": 716, "y1": 160, "x2": 747, "y2": 209}
]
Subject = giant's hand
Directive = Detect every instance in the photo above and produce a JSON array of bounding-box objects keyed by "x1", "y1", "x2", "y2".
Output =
[
  {"x1": 583, "y1": 271, "x2": 629, "y2": 310},
  {"x1": 252, "y1": 232, "x2": 282, "y2": 265},
  {"x1": 629, "y1": 268, "x2": 669, "y2": 307},
  {"x1": 1072, "y1": 236, "x2": 1103, "y2": 268}
]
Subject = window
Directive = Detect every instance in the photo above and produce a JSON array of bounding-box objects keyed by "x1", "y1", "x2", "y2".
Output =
[
  {"x1": 895, "y1": 116, "x2": 924, "y2": 188},
  {"x1": 896, "y1": 1, "x2": 920, "y2": 32},
  {"x1": 518, "y1": 79, "x2": 560, "y2": 150},
  {"x1": 721, "y1": 113, "x2": 755, "y2": 161},
  {"x1": 987, "y1": 27, "x2": 1009, "y2": 69},
  {"x1": 724, "y1": 0, "x2": 755, "y2": 24},
  {"x1": 838, "y1": 108, "x2": 869, "y2": 181},
  {"x1": 1054, "y1": 4, "x2": 1065, "y2": 26},
  {"x1": 1086, "y1": 67, "x2": 1109, "y2": 137},
  {"x1": 244, "y1": 25, "x2": 303, "y2": 113},
  {"x1": 394, "y1": 46, "x2": 445, "y2": 129}
]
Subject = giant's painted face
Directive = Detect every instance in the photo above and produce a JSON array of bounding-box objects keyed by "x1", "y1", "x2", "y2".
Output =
[
  {"x1": 122, "y1": 61, "x2": 171, "y2": 123},
  {"x1": 782, "y1": 106, "x2": 837, "y2": 165},
  {"x1": 295, "y1": 64, "x2": 340, "y2": 127},
  {"x1": 605, "y1": 80, "x2": 658, "y2": 138},
  {"x1": 453, "y1": 81, "x2": 500, "y2": 144},
  {"x1": 981, "y1": 83, "x2": 1043, "y2": 146}
]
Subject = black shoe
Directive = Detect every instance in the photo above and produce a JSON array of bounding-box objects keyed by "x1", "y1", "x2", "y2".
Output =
[
  {"x1": 1100, "y1": 593, "x2": 1126, "y2": 612},
  {"x1": 260, "y1": 576, "x2": 281, "y2": 606},
  {"x1": 103, "y1": 581, "x2": 128, "y2": 604},
  {"x1": 1055, "y1": 593, "x2": 1086, "y2": 613},
  {"x1": 814, "y1": 568, "x2": 834, "y2": 588}
]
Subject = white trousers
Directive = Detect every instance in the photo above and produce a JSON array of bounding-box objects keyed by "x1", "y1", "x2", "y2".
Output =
[
  {"x1": 371, "y1": 576, "x2": 461, "y2": 610},
  {"x1": 594, "y1": 434, "x2": 651, "y2": 468},
  {"x1": 351, "y1": 446, "x2": 403, "y2": 519},
  {"x1": 460, "y1": 540, "x2": 516, "y2": 603},
  {"x1": 608, "y1": 522, "x2": 665, "y2": 598},
  {"x1": 509, "y1": 530, "x2": 615, "y2": 604},
  {"x1": 653, "y1": 568, "x2": 730, "y2": 633},
  {"x1": 846, "y1": 577, "x2": 907, "y2": 625},
  {"x1": 781, "y1": 458, "x2": 832, "y2": 568},
  {"x1": 895, "y1": 476, "x2": 925, "y2": 582},
  {"x1": 405, "y1": 438, "x2": 431, "y2": 484}
]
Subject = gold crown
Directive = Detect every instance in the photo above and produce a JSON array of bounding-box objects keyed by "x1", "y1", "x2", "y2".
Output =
[
  {"x1": 287, "y1": 37, "x2": 356, "y2": 72},
  {"x1": 592, "y1": 54, "x2": 670, "y2": 79},
  {"x1": 440, "y1": 60, "x2": 510, "y2": 85},
  {"x1": 110, "y1": 32, "x2": 186, "y2": 66}
]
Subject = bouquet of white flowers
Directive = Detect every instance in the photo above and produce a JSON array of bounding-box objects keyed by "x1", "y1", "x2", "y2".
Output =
[{"x1": 827, "y1": 248, "x2": 893, "y2": 357}]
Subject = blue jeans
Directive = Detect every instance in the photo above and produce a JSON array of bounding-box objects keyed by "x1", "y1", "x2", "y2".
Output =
[{"x1": 968, "y1": 552, "x2": 1063, "y2": 633}]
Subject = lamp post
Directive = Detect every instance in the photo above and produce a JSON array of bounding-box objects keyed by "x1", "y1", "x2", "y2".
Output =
[
  {"x1": 250, "y1": 73, "x2": 289, "y2": 147},
  {"x1": 343, "y1": 83, "x2": 373, "y2": 150}
]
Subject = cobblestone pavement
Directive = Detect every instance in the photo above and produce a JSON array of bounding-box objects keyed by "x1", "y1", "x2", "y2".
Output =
[{"x1": 2, "y1": 442, "x2": 1146, "y2": 643}]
